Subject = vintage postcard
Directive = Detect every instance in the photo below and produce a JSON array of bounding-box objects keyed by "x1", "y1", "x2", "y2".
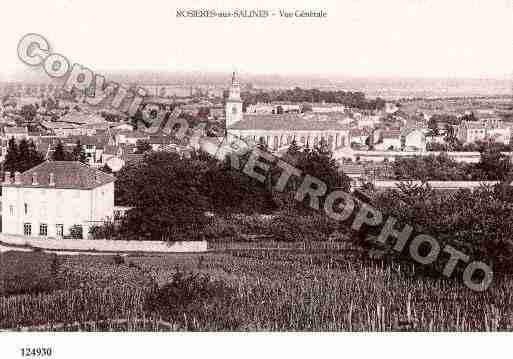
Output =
[{"x1": 0, "y1": 0, "x2": 512, "y2": 357}]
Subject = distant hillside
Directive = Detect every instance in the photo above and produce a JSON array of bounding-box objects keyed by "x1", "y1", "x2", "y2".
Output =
[{"x1": 5, "y1": 69, "x2": 511, "y2": 100}]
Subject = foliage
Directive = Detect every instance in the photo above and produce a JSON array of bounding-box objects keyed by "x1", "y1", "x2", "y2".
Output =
[
  {"x1": 146, "y1": 271, "x2": 235, "y2": 325},
  {"x1": 51, "y1": 141, "x2": 68, "y2": 161},
  {"x1": 392, "y1": 149, "x2": 512, "y2": 181},
  {"x1": 115, "y1": 152, "x2": 211, "y2": 240},
  {"x1": 370, "y1": 184, "x2": 513, "y2": 275},
  {"x1": 393, "y1": 153, "x2": 471, "y2": 181},
  {"x1": 242, "y1": 87, "x2": 386, "y2": 111},
  {"x1": 89, "y1": 222, "x2": 117, "y2": 240},
  {"x1": 135, "y1": 140, "x2": 152, "y2": 154},
  {"x1": 20, "y1": 104, "x2": 37, "y2": 122},
  {"x1": 4, "y1": 138, "x2": 45, "y2": 174},
  {"x1": 270, "y1": 212, "x2": 339, "y2": 242},
  {"x1": 72, "y1": 141, "x2": 87, "y2": 164},
  {"x1": 52, "y1": 140, "x2": 87, "y2": 163}
]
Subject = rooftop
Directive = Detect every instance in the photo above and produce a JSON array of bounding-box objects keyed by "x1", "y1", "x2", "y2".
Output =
[
  {"x1": 4, "y1": 126, "x2": 28, "y2": 134},
  {"x1": 4, "y1": 161, "x2": 115, "y2": 190},
  {"x1": 229, "y1": 113, "x2": 350, "y2": 131}
]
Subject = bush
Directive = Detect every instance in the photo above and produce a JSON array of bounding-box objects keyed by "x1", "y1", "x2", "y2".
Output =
[
  {"x1": 146, "y1": 271, "x2": 235, "y2": 321},
  {"x1": 269, "y1": 212, "x2": 338, "y2": 242},
  {"x1": 89, "y1": 222, "x2": 117, "y2": 240},
  {"x1": 202, "y1": 216, "x2": 241, "y2": 240}
]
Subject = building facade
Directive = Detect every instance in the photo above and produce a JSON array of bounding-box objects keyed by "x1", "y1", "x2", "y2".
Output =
[
  {"x1": 2, "y1": 161, "x2": 115, "y2": 239},
  {"x1": 225, "y1": 74, "x2": 350, "y2": 153}
]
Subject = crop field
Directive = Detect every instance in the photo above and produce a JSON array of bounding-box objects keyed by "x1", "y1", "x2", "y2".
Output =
[{"x1": 1, "y1": 244, "x2": 513, "y2": 331}]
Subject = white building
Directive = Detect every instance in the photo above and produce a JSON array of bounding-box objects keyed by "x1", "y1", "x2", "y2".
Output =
[
  {"x1": 402, "y1": 128, "x2": 427, "y2": 151},
  {"x1": 457, "y1": 119, "x2": 511, "y2": 145},
  {"x1": 2, "y1": 161, "x2": 115, "y2": 239},
  {"x1": 225, "y1": 73, "x2": 350, "y2": 152},
  {"x1": 311, "y1": 103, "x2": 346, "y2": 113},
  {"x1": 3, "y1": 126, "x2": 28, "y2": 141}
]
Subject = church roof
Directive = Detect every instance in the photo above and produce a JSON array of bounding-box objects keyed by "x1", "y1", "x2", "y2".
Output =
[{"x1": 229, "y1": 114, "x2": 350, "y2": 132}]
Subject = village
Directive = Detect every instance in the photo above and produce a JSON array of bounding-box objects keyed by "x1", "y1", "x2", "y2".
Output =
[{"x1": 0, "y1": 74, "x2": 511, "y2": 242}]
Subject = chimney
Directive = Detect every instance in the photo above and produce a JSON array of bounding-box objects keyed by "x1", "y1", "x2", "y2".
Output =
[
  {"x1": 49, "y1": 172, "x2": 55, "y2": 186},
  {"x1": 14, "y1": 172, "x2": 21, "y2": 185},
  {"x1": 4, "y1": 171, "x2": 11, "y2": 184},
  {"x1": 32, "y1": 172, "x2": 38, "y2": 185}
]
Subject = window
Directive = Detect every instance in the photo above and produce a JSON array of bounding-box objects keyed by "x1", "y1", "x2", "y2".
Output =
[
  {"x1": 9, "y1": 205, "x2": 14, "y2": 216},
  {"x1": 56, "y1": 224, "x2": 63, "y2": 237},
  {"x1": 24, "y1": 203, "x2": 28, "y2": 215},
  {"x1": 39, "y1": 223, "x2": 47, "y2": 236},
  {"x1": 23, "y1": 223, "x2": 31, "y2": 236}
]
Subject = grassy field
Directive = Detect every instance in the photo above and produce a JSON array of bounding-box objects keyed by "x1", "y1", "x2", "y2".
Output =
[{"x1": 1, "y1": 242, "x2": 512, "y2": 331}]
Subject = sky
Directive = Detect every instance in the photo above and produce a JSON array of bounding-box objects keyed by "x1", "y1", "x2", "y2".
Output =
[{"x1": 0, "y1": 0, "x2": 512, "y2": 80}]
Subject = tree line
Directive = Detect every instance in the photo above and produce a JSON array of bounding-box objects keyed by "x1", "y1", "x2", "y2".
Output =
[
  {"x1": 392, "y1": 148, "x2": 512, "y2": 181},
  {"x1": 113, "y1": 140, "x2": 349, "y2": 241},
  {"x1": 3, "y1": 138, "x2": 88, "y2": 174},
  {"x1": 241, "y1": 87, "x2": 386, "y2": 111}
]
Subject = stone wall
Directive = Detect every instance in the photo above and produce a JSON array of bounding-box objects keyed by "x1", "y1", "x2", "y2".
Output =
[{"x1": 0, "y1": 234, "x2": 208, "y2": 253}]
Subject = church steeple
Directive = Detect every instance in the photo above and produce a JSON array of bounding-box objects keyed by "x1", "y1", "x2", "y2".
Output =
[
  {"x1": 228, "y1": 71, "x2": 241, "y2": 101},
  {"x1": 225, "y1": 71, "x2": 243, "y2": 129}
]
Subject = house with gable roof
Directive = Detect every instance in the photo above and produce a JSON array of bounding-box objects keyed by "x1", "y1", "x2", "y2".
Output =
[{"x1": 2, "y1": 161, "x2": 115, "y2": 239}]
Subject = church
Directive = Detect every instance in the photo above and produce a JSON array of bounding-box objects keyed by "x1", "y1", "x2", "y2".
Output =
[{"x1": 224, "y1": 73, "x2": 351, "y2": 153}]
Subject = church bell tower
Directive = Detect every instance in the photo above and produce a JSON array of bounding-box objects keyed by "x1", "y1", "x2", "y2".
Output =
[{"x1": 225, "y1": 72, "x2": 243, "y2": 130}]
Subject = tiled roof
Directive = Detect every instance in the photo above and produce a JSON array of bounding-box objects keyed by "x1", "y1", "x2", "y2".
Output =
[
  {"x1": 149, "y1": 135, "x2": 170, "y2": 145},
  {"x1": 5, "y1": 161, "x2": 115, "y2": 190},
  {"x1": 382, "y1": 129, "x2": 401, "y2": 139},
  {"x1": 340, "y1": 164, "x2": 365, "y2": 175},
  {"x1": 4, "y1": 126, "x2": 28, "y2": 134},
  {"x1": 350, "y1": 128, "x2": 370, "y2": 137},
  {"x1": 116, "y1": 130, "x2": 150, "y2": 138},
  {"x1": 122, "y1": 153, "x2": 145, "y2": 164},
  {"x1": 59, "y1": 112, "x2": 106, "y2": 125},
  {"x1": 229, "y1": 114, "x2": 350, "y2": 131}
]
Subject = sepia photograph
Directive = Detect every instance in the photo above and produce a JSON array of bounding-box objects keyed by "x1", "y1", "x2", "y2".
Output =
[{"x1": 0, "y1": 0, "x2": 512, "y2": 357}]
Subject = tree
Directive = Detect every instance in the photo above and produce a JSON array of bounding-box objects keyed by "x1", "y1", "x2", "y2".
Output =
[
  {"x1": 72, "y1": 141, "x2": 87, "y2": 164},
  {"x1": 286, "y1": 139, "x2": 301, "y2": 156},
  {"x1": 292, "y1": 140, "x2": 351, "y2": 210},
  {"x1": 135, "y1": 139, "x2": 152, "y2": 154},
  {"x1": 115, "y1": 152, "x2": 211, "y2": 240},
  {"x1": 20, "y1": 104, "x2": 37, "y2": 122},
  {"x1": 474, "y1": 148, "x2": 512, "y2": 181},
  {"x1": 257, "y1": 137, "x2": 268, "y2": 152},
  {"x1": 4, "y1": 138, "x2": 19, "y2": 173},
  {"x1": 23, "y1": 139, "x2": 44, "y2": 172},
  {"x1": 4, "y1": 138, "x2": 44, "y2": 173},
  {"x1": 427, "y1": 117, "x2": 439, "y2": 136},
  {"x1": 52, "y1": 141, "x2": 68, "y2": 161}
]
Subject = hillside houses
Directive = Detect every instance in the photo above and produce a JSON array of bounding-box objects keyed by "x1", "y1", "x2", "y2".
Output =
[{"x1": 457, "y1": 119, "x2": 511, "y2": 145}]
